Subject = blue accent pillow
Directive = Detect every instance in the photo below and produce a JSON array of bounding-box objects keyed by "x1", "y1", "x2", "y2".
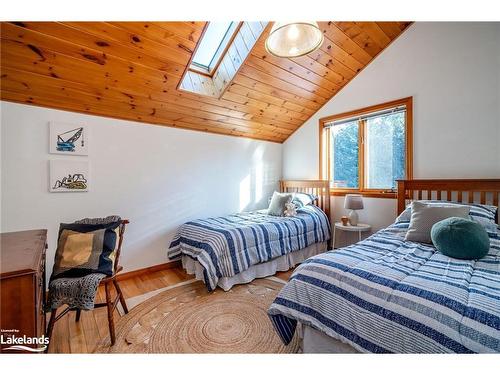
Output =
[
  {"x1": 431, "y1": 217, "x2": 490, "y2": 260},
  {"x1": 51, "y1": 220, "x2": 120, "y2": 280}
]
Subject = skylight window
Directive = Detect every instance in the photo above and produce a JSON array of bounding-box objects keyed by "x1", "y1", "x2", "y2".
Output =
[{"x1": 190, "y1": 22, "x2": 239, "y2": 75}]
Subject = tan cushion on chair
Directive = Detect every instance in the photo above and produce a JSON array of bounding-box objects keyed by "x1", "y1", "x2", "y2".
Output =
[{"x1": 58, "y1": 230, "x2": 95, "y2": 268}]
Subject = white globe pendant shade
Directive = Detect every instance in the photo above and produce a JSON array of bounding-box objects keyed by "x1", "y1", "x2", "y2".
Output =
[{"x1": 265, "y1": 22, "x2": 324, "y2": 58}]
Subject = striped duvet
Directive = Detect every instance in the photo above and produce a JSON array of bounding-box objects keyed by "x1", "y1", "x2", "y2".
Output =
[
  {"x1": 168, "y1": 205, "x2": 330, "y2": 291},
  {"x1": 268, "y1": 219, "x2": 500, "y2": 353}
]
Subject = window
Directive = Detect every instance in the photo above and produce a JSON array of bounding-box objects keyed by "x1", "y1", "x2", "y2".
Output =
[
  {"x1": 190, "y1": 22, "x2": 239, "y2": 76},
  {"x1": 320, "y1": 97, "x2": 413, "y2": 197},
  {"x1": 331, "y1": 120, "x2": 359, "y2": 188}
]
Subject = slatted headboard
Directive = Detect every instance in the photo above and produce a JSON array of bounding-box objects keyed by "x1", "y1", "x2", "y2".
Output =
[
  {"x1": 280, "y1": 180, "x2": 331, "y2": 221},
  {"x1": 397, "y1": 179, "x2": 500, "y2": 223}
]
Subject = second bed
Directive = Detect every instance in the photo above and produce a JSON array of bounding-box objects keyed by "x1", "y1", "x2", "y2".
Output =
[{"x1": 167, "y1": 180, "x2": 331, "y2": 291}]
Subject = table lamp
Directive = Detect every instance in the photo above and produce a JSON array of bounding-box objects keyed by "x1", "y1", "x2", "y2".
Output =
[{"x1": 344, "y1": 194, "x2": 364, "y2": 226}]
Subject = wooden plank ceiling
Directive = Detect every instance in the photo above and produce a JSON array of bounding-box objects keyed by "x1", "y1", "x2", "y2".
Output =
[{"x1": 0, "y1": 21, "x2": 411, "y2": 143}]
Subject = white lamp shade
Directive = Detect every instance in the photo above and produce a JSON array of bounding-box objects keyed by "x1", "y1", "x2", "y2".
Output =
[
  {"x1": 344, "y1": 194, "x2": 364, "y2": 210},
  {"x1": 265, "y1": 22, "x2": 324, "y2": 58}
]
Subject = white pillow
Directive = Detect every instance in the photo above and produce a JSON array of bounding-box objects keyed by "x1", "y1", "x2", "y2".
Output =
[
  {"x1": 291, "y1": 192, "x2": 317, "y2": 208},
  {"x1": 405, "y1": 201, "x2": 470, "y2": 243},
  {"x1": 267, "y1": 192, "x2": 293, "y2": 216}
]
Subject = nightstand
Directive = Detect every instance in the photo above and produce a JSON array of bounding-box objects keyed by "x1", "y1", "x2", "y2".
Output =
[{"x1": 333, "y1": 222, "x2": 371, "y2": 249}]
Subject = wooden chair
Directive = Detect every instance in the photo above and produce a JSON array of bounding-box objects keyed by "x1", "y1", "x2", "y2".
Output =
[{"x1": 46, "y1": 219, "x2": 130, "y2": 351}]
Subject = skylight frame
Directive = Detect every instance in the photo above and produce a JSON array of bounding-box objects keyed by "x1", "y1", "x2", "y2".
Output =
[{"x1": 189, "y1": 22, "x2": 242, "y2": 77}]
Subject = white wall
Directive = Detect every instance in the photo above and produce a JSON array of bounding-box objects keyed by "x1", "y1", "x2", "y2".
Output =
[
  {"x1": 1, "y1": 102, "x2": 282, "y2": 277},
  {"x1": 283, "y1": 22, "x2": 500, "y2": 239}
]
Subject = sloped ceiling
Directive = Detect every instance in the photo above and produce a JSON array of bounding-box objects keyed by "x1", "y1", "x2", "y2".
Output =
[{"x1": 0, "y1": 21, "x2": 411, "y2": 143}]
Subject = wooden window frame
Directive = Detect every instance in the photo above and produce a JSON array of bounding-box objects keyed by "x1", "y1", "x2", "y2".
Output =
[
  {"x1": 319, "y1": 97, "x2": 413, "y2": 199},
  {"x1": 188, "y1": 22, "x2": 243, "y2": 78}
]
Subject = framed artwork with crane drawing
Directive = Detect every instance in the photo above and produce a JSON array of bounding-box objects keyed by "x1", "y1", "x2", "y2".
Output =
[{"x1": 49, "y1": 121, "x2": 89, "y2": 155}]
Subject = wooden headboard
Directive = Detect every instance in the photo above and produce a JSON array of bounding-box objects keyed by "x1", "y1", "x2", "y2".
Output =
[
  {"x1": 280, "y1": 180, "x2": 331, "y2": 220},
  {"x1": 397, "y1": 179, "x2": 500, "y2": 223}
]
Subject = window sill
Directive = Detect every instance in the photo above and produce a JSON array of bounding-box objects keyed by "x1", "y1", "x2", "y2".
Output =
[{"x1": 330, "y1": 190, "x2": 396, "y2": 199}]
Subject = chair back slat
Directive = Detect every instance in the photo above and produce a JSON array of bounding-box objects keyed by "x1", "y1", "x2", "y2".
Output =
[{"x1": 114, "y1": 219, "x2": 129, "y2": 274}]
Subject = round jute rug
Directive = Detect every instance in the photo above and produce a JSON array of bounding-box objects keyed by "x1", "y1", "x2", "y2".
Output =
[{"x1": 95, "y1": 278, "x2": 299, "y2": 353}]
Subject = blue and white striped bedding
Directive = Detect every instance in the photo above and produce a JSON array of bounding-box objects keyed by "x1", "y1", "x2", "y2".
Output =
[
  {"x1": 268, "y1": 220, "x2": 500, "y2": 353},
  {"x1": 168, "y1": 205, "x2": 330, "y2": 291}
]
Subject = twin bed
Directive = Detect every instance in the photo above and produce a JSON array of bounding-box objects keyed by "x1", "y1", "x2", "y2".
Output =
[
  {"x1": 269, "y1": 179, "x2": 500, "y2": 353},
  {"x1": 167, "y1": 180, "x2": 331, "y2": 291},
  {"x1": 167, "y1": 179, "x2": 500, "y2": 353}
]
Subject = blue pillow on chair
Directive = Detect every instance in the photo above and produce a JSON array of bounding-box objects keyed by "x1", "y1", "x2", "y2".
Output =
[
  {"x1": 430, "y1": 217, "x2": 490, "y2": 260},
  {"x1": 51, "y1": 220, "x2": 120, "y2": 280}
]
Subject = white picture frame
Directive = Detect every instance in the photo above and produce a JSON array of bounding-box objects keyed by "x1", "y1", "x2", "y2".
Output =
[
  {"x1": 49, "y1": 160, "x2": 90, "y2": 193},
  {"x1": 49, "y1": 121, "x2": 89, "y2": 155}
]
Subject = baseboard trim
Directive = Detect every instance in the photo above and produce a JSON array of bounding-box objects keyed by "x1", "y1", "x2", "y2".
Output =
[{"x1": 116, "y1": 260, "x2": 182, "y2": 281}]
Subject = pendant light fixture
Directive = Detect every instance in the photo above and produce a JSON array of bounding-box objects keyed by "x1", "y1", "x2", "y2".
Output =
[{"x1": 265, "y1": 22, "x2": 324, "y2": 58}]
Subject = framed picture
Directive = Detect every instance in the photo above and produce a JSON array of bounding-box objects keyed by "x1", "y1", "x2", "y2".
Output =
[
  {"x1": 49, "y1": 160, "x2": 90, "y2": 193},
  {"x1": 49, "y1": 121, "x2": 88, "y2": 155}
]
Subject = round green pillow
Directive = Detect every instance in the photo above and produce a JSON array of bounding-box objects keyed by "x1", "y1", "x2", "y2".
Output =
[{"x1": 431, "y1": 217, "x2": 490, "y2": 260}]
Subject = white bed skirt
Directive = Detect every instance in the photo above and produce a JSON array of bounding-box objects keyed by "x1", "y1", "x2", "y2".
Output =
[{"x1": 182, "y1": 241, "x2": 327, "y2": 291}]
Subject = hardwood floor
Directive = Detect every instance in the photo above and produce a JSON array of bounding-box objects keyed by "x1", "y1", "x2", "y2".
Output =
[{"x1": 46, "y1": 266, "x2": 294, "y2": 353}]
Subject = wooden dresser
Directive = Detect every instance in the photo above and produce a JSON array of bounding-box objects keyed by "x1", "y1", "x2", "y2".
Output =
[{"x1": 0, "y1": 230, "x2": 47, "y2": 353}]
